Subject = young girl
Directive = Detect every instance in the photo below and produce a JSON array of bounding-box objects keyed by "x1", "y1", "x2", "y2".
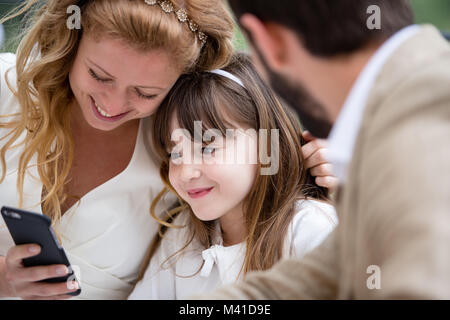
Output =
[
  {"x1": 0, "y1": 0, "x2": 235, "y2": 300},
  {"x1": 128, "y1": 53, "x2": 338, "y2": 299}
]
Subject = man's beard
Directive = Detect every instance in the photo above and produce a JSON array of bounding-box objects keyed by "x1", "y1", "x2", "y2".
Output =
[{"x1": 253, "y1": 46, "x2": 333, "y2": 139}]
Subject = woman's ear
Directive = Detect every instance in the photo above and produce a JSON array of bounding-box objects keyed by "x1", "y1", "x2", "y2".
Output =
[{"x1": 240, "y1": 14, "x2": 290, "y2": 73}]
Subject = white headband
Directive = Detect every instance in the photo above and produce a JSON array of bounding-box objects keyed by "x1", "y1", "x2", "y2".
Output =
[{"x1": 209, "y1": 69, "x2": 246, "y2": 88}]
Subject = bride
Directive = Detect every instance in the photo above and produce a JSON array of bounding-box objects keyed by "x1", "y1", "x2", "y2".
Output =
[{"x1": 0, "y1": 0, "x2": 335, "y2": 299}]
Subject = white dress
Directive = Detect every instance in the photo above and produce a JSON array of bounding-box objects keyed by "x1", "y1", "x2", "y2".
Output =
[
  {"x1": 0, "y1": 53, "x2": 177, "y2": 299},
  {"x1": 128, "y1": 199, "x2": 338, "y2": 300}
]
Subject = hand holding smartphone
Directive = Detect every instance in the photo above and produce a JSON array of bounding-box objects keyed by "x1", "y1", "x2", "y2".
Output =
[{"x1": 1, "y1": 206, "x2": 81, "y2": 297}]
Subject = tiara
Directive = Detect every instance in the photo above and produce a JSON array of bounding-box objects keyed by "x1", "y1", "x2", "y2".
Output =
[{"x1": 144, "y1": 0, "x2": 208, "y2": 47}]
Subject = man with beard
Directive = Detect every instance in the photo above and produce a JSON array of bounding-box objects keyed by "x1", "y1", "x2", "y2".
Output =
[{"x1": 199, "y1": 0, "x2": 450, "y2": 299}]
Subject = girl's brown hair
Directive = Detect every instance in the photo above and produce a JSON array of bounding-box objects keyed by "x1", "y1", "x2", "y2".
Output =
[
  {"x1": 140, "y1": 52, "x2": 328, "y2": 280},
  {"x1": 0, "y1": 0, "x2": 234, "y2": 225}
]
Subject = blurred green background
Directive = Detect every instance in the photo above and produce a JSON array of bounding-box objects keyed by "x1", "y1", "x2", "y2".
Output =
[
  {"x1": 1, "y1": 0, "x2": 449, "y2": 53},
  {"x1": 231, "y1": 0, "x2": 450, "y2": 51}
]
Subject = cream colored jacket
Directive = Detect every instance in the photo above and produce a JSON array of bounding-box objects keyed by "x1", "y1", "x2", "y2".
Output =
[{"x1": 203, "y1": 25, "x2": 450, "y2": 300}]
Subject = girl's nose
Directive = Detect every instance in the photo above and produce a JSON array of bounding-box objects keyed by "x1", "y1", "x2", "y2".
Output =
[{"x1": 179, "y1": 164, "x2": 202, "y2": 182}]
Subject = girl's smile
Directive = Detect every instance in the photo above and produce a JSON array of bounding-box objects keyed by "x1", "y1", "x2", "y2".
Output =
[{"x1": 186, "y1": 187, "x2": 215, "y2": 199}]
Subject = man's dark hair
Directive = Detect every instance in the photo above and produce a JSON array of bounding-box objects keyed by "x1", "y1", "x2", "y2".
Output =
[{"x1": 229, "y1": 0, "x2": 415, "y2": 56}]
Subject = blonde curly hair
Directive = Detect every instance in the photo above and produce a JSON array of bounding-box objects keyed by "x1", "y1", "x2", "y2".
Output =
[{"x1": 0, "y1": 0, "x2": 234, "y2": 225}]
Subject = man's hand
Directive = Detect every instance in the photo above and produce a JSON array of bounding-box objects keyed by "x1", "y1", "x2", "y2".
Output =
[{"x1": 301, "y1": 131, "x2": 338, "y2": 192}]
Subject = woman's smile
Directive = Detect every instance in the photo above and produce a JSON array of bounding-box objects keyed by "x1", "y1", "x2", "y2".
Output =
[{"x1": 68, "y1": 33, "x2": 183, "y2": 132}]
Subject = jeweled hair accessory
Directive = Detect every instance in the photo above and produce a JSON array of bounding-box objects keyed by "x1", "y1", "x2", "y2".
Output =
[{"x1": 144, "y1": 0, "x2": 208, "y2": 47}]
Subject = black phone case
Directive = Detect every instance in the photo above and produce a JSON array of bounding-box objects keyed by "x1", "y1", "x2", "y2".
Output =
[{"x1": 1, "y1": 206, "x2": 81, "y2": 296}]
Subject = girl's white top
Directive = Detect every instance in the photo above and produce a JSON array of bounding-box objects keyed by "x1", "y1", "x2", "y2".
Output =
[
  {"x1": 129, "y1": 199, "x2": 338, "y2": 300},
  {"x1": 0, "y1": 53, "x2": 177, "y2": 299}
]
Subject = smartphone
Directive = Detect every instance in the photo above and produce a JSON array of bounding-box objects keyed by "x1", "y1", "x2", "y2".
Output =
[{"x1": 1, "y1": 206, "x2": 81, "y2": 296}]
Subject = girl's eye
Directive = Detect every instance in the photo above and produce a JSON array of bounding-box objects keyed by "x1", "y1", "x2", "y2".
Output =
[
  {"x1": 136, "y1": 89, "x2": 157, "y2": 100},
  {"x1": 169, "y1": 151, "x2": 182, "y2": 160},
  {"x1": 89, "y1": 69, "x2": 110, "y2": 83},
  {"x1": 202, "y1": 146, "x2": 216, "y2": 155}
]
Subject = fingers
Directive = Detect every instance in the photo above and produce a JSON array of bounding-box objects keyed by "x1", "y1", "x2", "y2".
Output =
[
  {"x1": 301, "y1": 134, "x2": 339, "y2": 190},
  {"x1": 301, "y1": 139, "x2": 328, "y2": 162},
  {"x1": 302, "y1": 130, "x2": 315, "y2": 142},
  {"x1": 304, "y1": 147, "x2": 329, "y2": 170},
  {"x1": 310, "y1": 163, "x2": 334, "y2": 178},
  {"x1": 19, "y1": 281, "x2": 79, "y2": 299},
  {"x1": 3, "y1": 244, "x2": 78, "y2": 299},
  {"x1": 315, "y1": 176, "x2": 339, "y2": 190},
  {"x1": 5, "y1": 244, "x2": 41, "y2": 268},
  {"x1": 310, "y1": 164, "x2": 339, "y2": 190},
  {"x1": 13, "y1": 264, "x2": 69, "y2": 283},
  {"x1": 5, "y1": 244, "x2": 69, "y2": 283}
]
